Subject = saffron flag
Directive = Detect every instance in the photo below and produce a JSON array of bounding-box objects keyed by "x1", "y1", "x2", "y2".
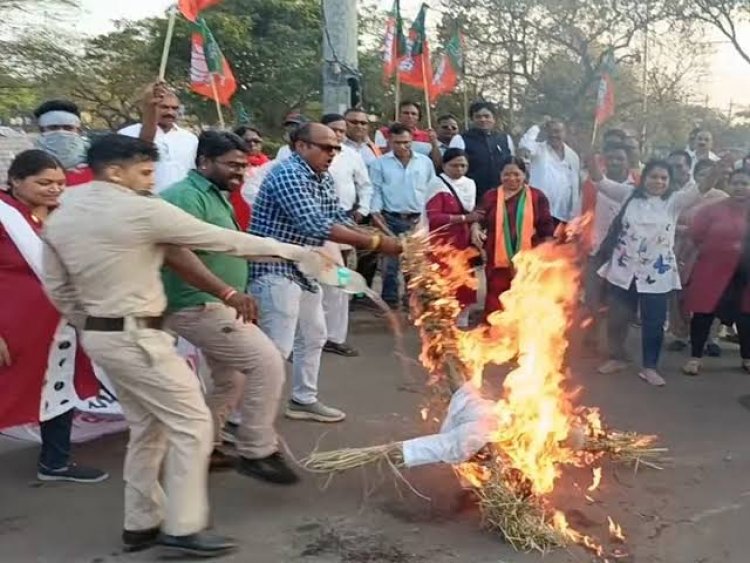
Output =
[
  {"x1": 430, "y1": 27, "x2": 464, "y2": 101},
  {"x1": 398, "y1": 3, "x2": 432, "y2": 90},
  {"x1": 382, "y1": 0, "x2": 407, "y2": 82},
  {"x1": 594, "y1": 51, "x2": 616, "y2": 126},
  {"x1": 190, "y1": 18, "x2": 237, "y2": 106},
  {"x1": 178, "y1": 0, "x2": 222, "y2": 22}
]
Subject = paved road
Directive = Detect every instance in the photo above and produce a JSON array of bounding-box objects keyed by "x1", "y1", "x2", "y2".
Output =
[{"x1": 1, "y1": 310, "x2": 749, "y2": 562}]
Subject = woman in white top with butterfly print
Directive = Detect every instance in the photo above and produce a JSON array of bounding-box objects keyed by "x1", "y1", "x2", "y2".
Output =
[{"x1": 590, "y1": 157, "x2": 718, "y2": 386}]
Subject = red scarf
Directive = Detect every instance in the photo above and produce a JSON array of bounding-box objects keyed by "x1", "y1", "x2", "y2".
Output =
[{"x1": 248, "y1": 153, "x2": 270, "y2": 167}]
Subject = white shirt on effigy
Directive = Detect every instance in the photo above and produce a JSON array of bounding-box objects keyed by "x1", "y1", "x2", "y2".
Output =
[
  {"x1": 596, "y1": 178, "x2": 702, "y2": 294},
  {"x1": 118, "y1": 123, "x2": 198, "y2": 193},
  {"x1": 328, "y1": 144, "x2": 373, "y2": 216},
  {"x1": 519, "y1": 125, "x2": 581, "y2": 222}
]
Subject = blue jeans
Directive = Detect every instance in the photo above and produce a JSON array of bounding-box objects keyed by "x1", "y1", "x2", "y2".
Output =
[
  {"x1": 606, "y1": 282, "x2": 669, "y2": 369},
  {"x1": 39, "y1": 410, "x2": 73, "y2": 470},
  {"x1": 381, "y1": 214, "x2": 418, "y2": 305},
  {"x1": 249, "y1": 275, "x2": 327, "y2": 405}
]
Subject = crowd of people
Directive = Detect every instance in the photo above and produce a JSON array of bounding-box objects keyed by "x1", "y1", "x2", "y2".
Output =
[{"x1": 1, "y1": 81, "x2": 749, "y2": 558}]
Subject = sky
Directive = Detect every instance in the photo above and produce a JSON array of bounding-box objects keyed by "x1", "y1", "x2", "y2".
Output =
[{"x1": 72, "y1": 0, "x2": 750, "y2": 112}]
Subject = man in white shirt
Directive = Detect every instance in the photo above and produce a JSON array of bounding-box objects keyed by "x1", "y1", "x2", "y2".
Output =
[
  {"x1": 343, "y1": 108, "x2": 381, "y2": 167},
  {"x1": 519, "y1": 117, "x2": 580, "y2": 224},
  {"x1": 686, "y1": 129, "x2": 720, "y2": 172},
  {"x1": 119, "y1": 83, "x2": 198, "y2": 193},
  {"x1": 319, "y1": 114, "x2": 374, "y2": 356}
]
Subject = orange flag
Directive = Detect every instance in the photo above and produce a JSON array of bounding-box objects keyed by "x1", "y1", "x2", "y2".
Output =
[{"x1": 179, "y1": 0, "x2": 222, "y2": 22}]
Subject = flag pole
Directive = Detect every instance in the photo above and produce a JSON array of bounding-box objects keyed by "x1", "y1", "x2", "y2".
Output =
[
  {"x1": 394, "y1": 74, "x2": 401, "y2": 121},
  {"x1": 210, "y1": 74, "x2": 226, "y2": 129},
  {"x1": 158, "y1": 5, "x2": 178, "y2": 81},
  {"x1": 591, "y1": 121, "x2": 599, "y2": 146},
  {"x1": 421, "y1": 54, "x2": 432, "y2": 129}
]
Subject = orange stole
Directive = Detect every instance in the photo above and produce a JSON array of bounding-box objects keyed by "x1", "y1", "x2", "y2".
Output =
[{"x1": 493, "y1": 186, "x2": 535, "y2": 268}]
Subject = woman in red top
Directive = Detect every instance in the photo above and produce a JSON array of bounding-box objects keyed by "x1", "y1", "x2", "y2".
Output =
[
  {"x1": 682, "y1": 168, "x2": 750, "y2": 375},
  {"x1": 472, "y1": 156, "x2": 556, "y2": 317},
  {"x1": 425, "y1": 149, "x2": 484, "y2": 324},
  {"x1": 0, "y1": 150, "x2": 106, "y2": 482},
  {"x1": 231, "y1": 126, "x2": 271, "y2": 231}
]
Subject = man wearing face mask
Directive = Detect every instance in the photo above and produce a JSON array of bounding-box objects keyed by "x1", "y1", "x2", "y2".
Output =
[{"x1": 33, "y1": 100, "x2": 93, "y2": 186}]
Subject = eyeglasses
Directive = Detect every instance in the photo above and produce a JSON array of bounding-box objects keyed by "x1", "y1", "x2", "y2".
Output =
[
  {"x1": 306, "y1": 141, "x2": 342, "y2": 154},
  {"x1": 215, "y1": 160, "x2": 248, "y2": 172},
  {"x1": 346, "y1": 119, "x2": 368, "y2": 126}
]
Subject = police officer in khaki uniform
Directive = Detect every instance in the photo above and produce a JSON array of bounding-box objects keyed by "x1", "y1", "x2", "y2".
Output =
[{"x1": 41, "y1": 131, "x2": 322, "y2": 558}]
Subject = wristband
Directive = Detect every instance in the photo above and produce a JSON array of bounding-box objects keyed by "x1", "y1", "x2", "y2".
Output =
[
  {"x1": 220, "y1": 288, "x2": 238, "y2": 302},
  {"x1": 369, "y1": 234, "x2": 382, "y2": 251}
]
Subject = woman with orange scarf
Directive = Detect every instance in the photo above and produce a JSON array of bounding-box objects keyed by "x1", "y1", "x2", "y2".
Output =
[{"x1": 472, "y1": 156, "x2": 556, "y2": 316}]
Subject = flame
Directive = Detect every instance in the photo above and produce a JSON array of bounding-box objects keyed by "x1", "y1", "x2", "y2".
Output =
[
  {"x1": 588, "y1": 467, "x2": 603, "y2": 492},
  {"x1": 607, "y1": 516, "x2": 626, "y2": 542},
  {"x1": 410, "y1": 221, "x2": 635, "y2": 558}
]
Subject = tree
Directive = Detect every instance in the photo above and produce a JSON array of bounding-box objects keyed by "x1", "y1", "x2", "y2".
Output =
[{"x1": 678, "y1": 0, "x2": 750, "y2": 66}]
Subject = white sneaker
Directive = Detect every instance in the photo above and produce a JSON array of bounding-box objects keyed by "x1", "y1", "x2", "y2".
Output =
[
  {"x1": 597, "y1": 359, "x2": 629, "y2": 375},
  {"x1": 682, "y1": 358, "x2": 701, "y2": 376},
  {"x1": 639, "y1": 369, "x2": 666, "y2": 386},
  {"x1": 285, "y1": 400, "x2": 346, "y2": 423}
]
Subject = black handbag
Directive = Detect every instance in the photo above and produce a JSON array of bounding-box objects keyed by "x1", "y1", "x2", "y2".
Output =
[{"x1": 594, "y1": 194, "x2": 636, "y2": 267}]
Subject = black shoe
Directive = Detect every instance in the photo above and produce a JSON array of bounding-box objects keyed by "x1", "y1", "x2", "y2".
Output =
[
  {"x1": 236, "y1": 451, "x2": 300, "y2": 485},
  {"x1": 122, "y1": 526, "x2": 160, "y2": 553},
  {"x1": 209, "y1": 449, "x2": 237, "y2": 472},
  {"x1": 158, "y1": 531, "x2": 238, "y2": 558},
  {"x1": 323, "y1": 341, "x2": 359, "y2": 357},
  {"x1": 37, "y1": 463, "x2": 109, "y2": 483},
  {"x1": 706, "y1": 342, "x2": 722, "y2": 357}
]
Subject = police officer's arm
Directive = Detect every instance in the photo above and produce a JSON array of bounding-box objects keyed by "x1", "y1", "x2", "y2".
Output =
[
  {"x1": 41, "y1": 240, "x2": 87, "y2": 328},
  {"x1": 163, "y1": 246, "x2": 257, "y2": 322}
]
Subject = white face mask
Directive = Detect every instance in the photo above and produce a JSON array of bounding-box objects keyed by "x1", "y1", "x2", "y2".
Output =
[{"x1": 35, "y1": 131, "x2": 88, "y2": 170}]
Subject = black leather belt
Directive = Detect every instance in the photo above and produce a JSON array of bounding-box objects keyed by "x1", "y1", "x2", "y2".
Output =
[
  {"x1": 383, "y1": 211, "x2": 420, "y2": 220},
  {"x1": 84, "y1": 316, "x2": 164, "y2": 332}
]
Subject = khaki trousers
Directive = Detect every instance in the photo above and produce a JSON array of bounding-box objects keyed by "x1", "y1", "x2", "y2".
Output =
[
  {"x1": 80, "y1": 327, "x2": 212, "y2": 536},
  {"x1": 165, "y1": 303, "x2": 284, "y2": 459}
]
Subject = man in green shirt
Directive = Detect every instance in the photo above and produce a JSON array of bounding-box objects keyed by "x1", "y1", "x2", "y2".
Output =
[{"x1": 162, "y1": 131, "x2": 298, "y2": 485}]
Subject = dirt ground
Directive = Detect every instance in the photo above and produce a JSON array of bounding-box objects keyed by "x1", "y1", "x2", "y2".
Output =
[{"x1": 2, "y1": 310, "x2": 750, "y2": 563}]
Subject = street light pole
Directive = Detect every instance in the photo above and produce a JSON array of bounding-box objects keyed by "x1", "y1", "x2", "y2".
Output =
[{"x1": 322, "y1": 0, "x2": 359, "y2": 115}]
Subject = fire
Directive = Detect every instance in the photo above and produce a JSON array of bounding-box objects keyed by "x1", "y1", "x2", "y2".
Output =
[
  {"x1": 607, "y1": 516, "x2": 626, "y2": 542},
  {"x1": 588, "y1": 467, "x2": 603, "y2": 492},
  {"x1": 410, "y1": 221, "x2": 639, "y2": 559}
]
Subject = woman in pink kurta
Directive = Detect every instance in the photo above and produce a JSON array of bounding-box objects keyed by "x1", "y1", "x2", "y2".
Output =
[
  {"x1": 425, "y1": 149, "x2": 483, "y2": 322},
  {"x1": 683, "y1": 168, "x2": 750, "y2": 375}
]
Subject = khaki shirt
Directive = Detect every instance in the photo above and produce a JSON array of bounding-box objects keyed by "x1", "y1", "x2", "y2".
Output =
[{"x1": 42, "y1": 181, "x2": 308, "y2": 323}]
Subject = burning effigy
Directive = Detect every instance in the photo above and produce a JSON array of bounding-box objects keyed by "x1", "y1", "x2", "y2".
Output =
[{"x1": 303, "y1": 227, "x2": 666, "y2": 559}]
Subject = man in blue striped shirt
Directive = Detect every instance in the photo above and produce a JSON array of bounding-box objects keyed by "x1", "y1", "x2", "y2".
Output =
[{"x1": 249, "y1": 123, "x2": 402, "y2": 423}]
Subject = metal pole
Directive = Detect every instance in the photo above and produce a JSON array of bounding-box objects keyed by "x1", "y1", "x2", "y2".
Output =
[
  {"x1": 640, "y1": 1, "x2": 650, "y2": 152},
  {"x1": 322, "y1": 0, "x2": 359, "y2": 115}
]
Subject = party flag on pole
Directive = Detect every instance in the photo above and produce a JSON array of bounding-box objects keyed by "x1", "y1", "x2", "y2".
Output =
[
  {"x1": 429, "y1": 26, "x2": 464, "y2": 101},
  {"x1": 398, "y1": 3, "x2": 432, "y2": 90},
  {"x1": 178, "y1": 0, "x2": 222, "y2": 22},
  {"x1": 190, "y1": 17, "x2": 237, "y2": 106},
  {"x1": 382, "y1": 0, "x2": 407, "y2": 82}
]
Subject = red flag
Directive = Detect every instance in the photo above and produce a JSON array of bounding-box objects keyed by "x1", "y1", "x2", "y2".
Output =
[
  {"x1": 382, "y1": 0, "x2": 407, "y2": 82},
  {"x1": 178, "y1": 0, "x2": 222, "y2": 22},
  {"x1": 594, "y1": 52, "x2": 616, "y2": 126},
  {"x1": 429, "y1": 28, "x2": 464, "y2": 101},
  {"x1": 398, "y1": 3, "x2": 431, "y2": 90},
  {"x1": 190, "y1": 19, "x2": 237, "y2": 106}
]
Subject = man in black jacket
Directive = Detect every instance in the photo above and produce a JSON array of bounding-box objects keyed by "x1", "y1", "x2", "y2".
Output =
[{"x1": 450, "y1": 101, "x2": 515, "y2": 200}]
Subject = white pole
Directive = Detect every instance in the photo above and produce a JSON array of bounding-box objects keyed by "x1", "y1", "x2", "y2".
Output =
[{"x1": 158, "y1": 6, "x2": 178, "y2": 81}]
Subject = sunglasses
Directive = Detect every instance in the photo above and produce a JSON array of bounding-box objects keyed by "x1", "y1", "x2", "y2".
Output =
[
  {"x1": 346, "y1": 119, "x2": 368, "y2": 126},
  {"x1": 307, "y1": 141, "x2": 342, "y2": 154}
]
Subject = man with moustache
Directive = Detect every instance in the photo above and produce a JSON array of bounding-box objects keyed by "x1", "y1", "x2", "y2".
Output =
[
  {"x1": 249, "y1": 123, "x2": 403, "y2": 423},
  {"x1": 120, "y1": 83, "x2": 198, "y2": 193},
  {"x1": 161, "y1": 131, "x2": 299, "y2": 485}
]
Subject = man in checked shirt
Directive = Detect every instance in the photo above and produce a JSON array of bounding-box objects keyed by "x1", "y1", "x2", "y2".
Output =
[{"x1": 249, "y1": 122, "x2": 403, "y2": 423}]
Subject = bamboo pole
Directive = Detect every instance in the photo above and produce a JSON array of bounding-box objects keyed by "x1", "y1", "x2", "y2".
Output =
[
  {"x1": 158, "y1": 6, "x2": 178, "y2": 81},
  {"x1": 210, "y1": 74, "x2": 226, "y2": 129},
  {"x1": 421, "y1": 53, "x2": 432, "y2": 129}
]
